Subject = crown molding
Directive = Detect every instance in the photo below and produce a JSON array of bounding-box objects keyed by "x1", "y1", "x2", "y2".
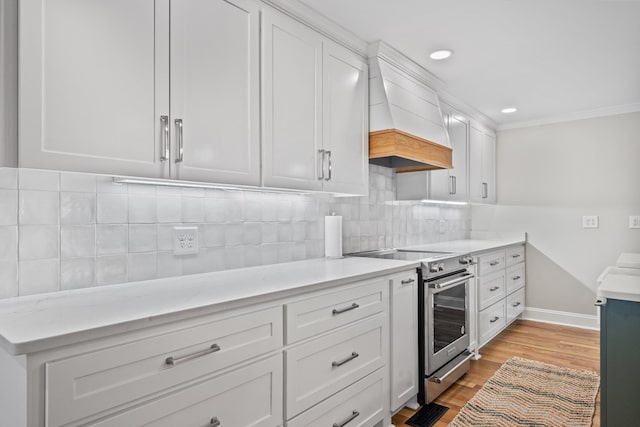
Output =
[
  {"x1": 497, "y1": 102, "x2": 640, "y2": 131},
  {"x1": 369, "y1": 41, "x2": 497, "y2": 130},
  {"x1": 260, "y1": 0, "x2": 368, "y2": 56}
]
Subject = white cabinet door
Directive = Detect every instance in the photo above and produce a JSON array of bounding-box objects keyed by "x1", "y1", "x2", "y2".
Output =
[
  {"x1": 322, "y1": 40, "x2": 368, "y2": 195},
  {"x1": 470, "y1": 123, "x2": 496, "y2": 204},
  {"x1": 390, "y1": 272, "x2": 418, "y2": 411},
  {"x1": 19, "y1": 0, "x2": 170, "y2": 178},
  {"x1": 430, "y1": 107, "x2": 468, "y2": 201},
  {"x1": 262, "y1": 9, "x2": 323, "y2": 191},
  {"x1": 170, "y1": 0, "x2": 260, "y2": 185}
]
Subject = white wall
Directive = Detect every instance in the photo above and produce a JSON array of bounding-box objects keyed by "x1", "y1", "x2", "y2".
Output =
[
  {"x1": 473, "y1": 112, "x2": 640, "y2": 316},
  {"x1": 0, "y1": 0, "x2": 18, "y2": 167}
]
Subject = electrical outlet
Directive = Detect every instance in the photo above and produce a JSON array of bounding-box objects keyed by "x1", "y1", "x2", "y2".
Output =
[
  {"x1": 630, "y1": 216, "x2": 640, "y2": 229},
  {"x1": 439, "y1": 219, "x2": 447, "y2": 233},
  {"x1": 173, "y1": 226, "x2": 199, "y2": 255},
  {"x1": 582, "y1": 215, "x2": 599, "y2": 229}
]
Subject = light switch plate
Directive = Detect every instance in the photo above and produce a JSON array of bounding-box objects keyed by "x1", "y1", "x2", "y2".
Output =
[
  {"x1": 630, "y1": 216, "x2": 640, "y2": 229},
  {"x1": 173, "y1": 226, "x2": 199, "y2": 255},
  {"x1": 582, "y1": 215, "x2": 599, "y2": 229}
]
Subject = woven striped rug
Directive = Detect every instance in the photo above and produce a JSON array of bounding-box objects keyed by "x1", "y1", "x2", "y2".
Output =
[{"x1": 449, "y1": 356, "x2": 600, "y2": 427}]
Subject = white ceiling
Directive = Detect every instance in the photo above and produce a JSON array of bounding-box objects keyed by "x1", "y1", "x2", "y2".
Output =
[{"x1": 299, "y1": 0, "x2": 640, "y2": 128}]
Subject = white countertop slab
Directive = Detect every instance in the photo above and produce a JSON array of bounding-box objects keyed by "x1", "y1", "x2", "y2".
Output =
[
  {"x1": 0, "y1": 257, "x2": 418, "y2": 355},
  {"x1": 597, "y1": 267, "x2": 640, "y2": 303},
  {"x1": 400, "y1": 233, "x2": 526, "y2": 255},
  {"x1": 617, "y1": 253, "x2": 640, "y2": 269}
]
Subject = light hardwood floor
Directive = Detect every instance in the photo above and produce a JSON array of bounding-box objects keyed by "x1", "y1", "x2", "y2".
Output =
[{"x1": 392, "y1": 319, "x2": 601, "y2": 426}]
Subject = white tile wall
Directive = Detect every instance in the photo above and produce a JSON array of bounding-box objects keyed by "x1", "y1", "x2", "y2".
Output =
[{"x1": 0, "y1": 165, "x2": 470, "y2": 298}]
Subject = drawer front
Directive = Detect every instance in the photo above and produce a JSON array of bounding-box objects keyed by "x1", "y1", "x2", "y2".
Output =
[
  {"x1": 507, "y1": 288, "x2": 526, "y2": 322},
  {"x1": 478, "y1": 271, "x2": 506, "y2": 310},
  {"x1": 90, "y1": 354, "x2": 283, "y2": 427},
  {"x1": 506, "y1": 245, "x2": 525, "y2": 267},
  {"x1": 506, "y1": 264, "x2": 525, "y2": 294},
  {"x1": 286, "y1": 369, "x2": 384, "y2": 427},
  {"x1": 479, "y1": 300, "x2": 506, "y2": 346},
  {"x1": 477, "y1": 251, "x2": 506, "y2": 276},
  {"x1": 46, "y1": 306, "x2": 283, "y2": 427},
  {"x1": 285, "y1": 278, "x2": 387, "y2": 344},
  {"x1": 285, "y1": 315, "x2": 385, "y2": 419}
]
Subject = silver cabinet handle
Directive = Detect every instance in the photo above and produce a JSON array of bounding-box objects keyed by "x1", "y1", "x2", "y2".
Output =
[
  {"x1": 325, "y1": 150, "x2": 332, "y2": 181},
  {"x1": 175, "y1": 118, "x2": 184, "y2": 163},
  {"x1": 332, "y1": 352, "x2": 359, "y2": 367},
  {"x1": 210, "y1": 417, "x2": 221, "y2": 427},
  {"x1": 165, "y1": 343, "x2": 220, "y2": 366},
  {"x1": 489, "y1": 286, "x2": 500, "y2": 292},
  {"x1": 332, "y1": 302, "x2": 359, "y2": 315},
  {"x1": 489, "y1": 260, "x2": 500, "y2": 266},
  {"x1": 318, "y1": 149, "x2": 325, "y2": 180},
  {"x1": 401, "y1": 278, "x2": 415, "y2": 285},
  {"x1": 482, "y1": 182, "x2": 488, "y2": 198},
  {"x1": 333, "y1": 410, "x2": 360, "y2": 427},
  {"x1": 449, "y1": 176, "x2": 454, "y2": 195},
  {"x1": 512, "y1": 254, "x2": 521, "y2": 258},
  {"x1": 512, "y1": 275, "x2": 521, "y2": 281},
  {"x1": 160, "y1": 115, "x2": 169, "y2": 161},
  {"x1": 489, "y1": 316, "x2": 500, "y2": 323},
  {"x1": 512, "y1": 301, "x2": 522, "y2": 307},
  {"x1": 453, "y1": 175, "x2": 457, "y2": 195}
]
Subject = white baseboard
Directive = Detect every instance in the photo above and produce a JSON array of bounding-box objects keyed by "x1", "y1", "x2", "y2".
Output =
[{"x1": 522, "y1": 307, "x2": 599, "y2": 330}]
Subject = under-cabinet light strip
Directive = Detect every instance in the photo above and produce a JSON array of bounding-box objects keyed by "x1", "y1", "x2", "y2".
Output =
[{"x1": 112, "y1": 177, "x2": 313, "y2": 195}]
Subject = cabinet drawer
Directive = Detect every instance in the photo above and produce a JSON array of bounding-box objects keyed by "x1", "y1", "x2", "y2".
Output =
[
  {"x1": 285, "y1": 278, "x2": 387, "y2": 344},
  {"x1": 507, "y1": 288, "x2": 526, "y2": 322},
  {"x1": 90, "y1": 354, "x2": 283, "y2": 427},
  {"x1": 506, "y1": 264, "x2": 525, "y2": 294},
  {"x1": 479, "y1": 300, "x2": 506, "y2": 346},
  {"x1": 286, "y1": 369, "x2": 384, "y2": 427},
  {"x1": 506, "y1": 245, "x2": 525, "y2": 267},
  {"x1": 477, "y1": 251, "x2": 506, "y2": 276},
  {"x1": 478, "y1": 270, "x2": 506, "y2": 310},
  {"x1": 285, "y1": 315, "x2": 385, "y2": 419},
  {"x1": 46, "y1": 306, "x2": 282, "y2": 426}
]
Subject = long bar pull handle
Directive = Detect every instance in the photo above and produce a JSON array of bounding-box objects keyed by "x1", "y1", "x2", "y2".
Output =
[
  {"x1": 489, "y1": 260, "x2": 500, "y2": 266},
  {"x1": 453, "y1": 175, "x2": 457, "y2": 195},
  {"x1": 325, "y1": 150, "x2": 332, "y2": 181},
  {"x1": 512, "y1": 275, "x2": 522, "y2": 281},
  {"x1": 449, "y1": 176, "x2": 454, "y2": 195},
  {"x1": 512, "y1": 254, "x2": 521, "y2": 259},
  {"x1": 489, "y1": 316, "x2": 500, "y2": 323},
  {"x1": 332, "y1": 352, "x2": 359, "y2": 367},
  {"x1": 401, "y1": 278, "x2": 415, "y2": 285},
  {"x1": 160, "y1": 115, "x2": 169, "y2": 161},
  {"x1": 318, "y1": 149, "x2": 325, "y2": 180},
  {"x1": 489, "y1": 286, "x2": 500, "y2": 292},
  {"x1": 512, "y1": 301, "x2": 522, "y2": 307},
  {"x1": 333, "y1": 410, "x2": 360, "y2": 427},
  {"x1": 210, "y1": 417, "x2": 221, "y2": 427},
  {"x1": 165, "y1": 343, "x2": 220, "y2": 366},
  {"x1": 174, "y1": 119, "x2": 184, "y2": 163},
  {"x1": 434, "y1": 273, "x2": 474, "y2": 290},
  {"x1": 332, "y1": 303, "x2": 359, "y2": 315}
]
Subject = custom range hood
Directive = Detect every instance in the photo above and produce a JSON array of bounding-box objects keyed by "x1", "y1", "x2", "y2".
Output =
[{"x1": 369, "y1": 42, "x2": 452, "y2": 171}]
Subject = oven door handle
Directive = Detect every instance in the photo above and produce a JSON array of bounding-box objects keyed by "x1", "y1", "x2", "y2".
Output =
[{"x1": 433, "y1": 273, "x2": 474, "y2": 290}]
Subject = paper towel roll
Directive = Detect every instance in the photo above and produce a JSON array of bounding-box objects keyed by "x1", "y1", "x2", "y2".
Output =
[{"x1": 325, "y1": 214, "x2": 343, "y2": 258}]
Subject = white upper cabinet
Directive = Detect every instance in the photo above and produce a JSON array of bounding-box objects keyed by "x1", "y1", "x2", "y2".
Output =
[
  {"x1": 322, "y1": 40, "x2": 368, "y2": 195},
  {"x1": 429, "y1": 105, "x2": 468, "y2": 201},
  {"x1": 170, "y1": 0, "x2": 260, "y2": 185},
  {"x1": 470, "y1": 123, "x2": 497, "y2": 203},
  {"x1": 19, "y1": 0, "x2": 170, "y2": 178},
  {"x1": 20, "y1": 0, "x2": 260, "y2": 185},
  {"x1": 262, "y1": 10, "x2": 368, "y2": 195}
]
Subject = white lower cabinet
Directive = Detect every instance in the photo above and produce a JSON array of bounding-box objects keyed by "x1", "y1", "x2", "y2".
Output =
[
  {"x1": 479, "y1": 299, "x2": 506, "y2": 345},
  {"x1": 90, "y1": 354, "x2": 283, "y2": 427},
  {"x1": 287, "y1": 369, "x2": 385, "y2": 427}
]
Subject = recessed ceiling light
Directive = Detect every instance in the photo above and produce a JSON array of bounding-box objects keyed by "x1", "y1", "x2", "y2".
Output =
[
  {"x1": 429, "y1": 49, "x2": 453, "y2": 60},
  {"x1": 501, "y1": 107, "x2": 518, "y2": 114}
]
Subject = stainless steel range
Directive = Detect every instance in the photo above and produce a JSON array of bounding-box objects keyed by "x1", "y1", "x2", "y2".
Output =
[{"x1": 350, "y1": 249, "x2": 475, "y2": 404}]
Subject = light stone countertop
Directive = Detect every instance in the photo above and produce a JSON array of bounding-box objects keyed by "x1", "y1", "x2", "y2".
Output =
[
  {"x1": 597, "y1": 267, "x2": 640, "y2": 303},
  {"x1": 400, "y1": 232, "x2": 526, "y2": 255},
  {"x1": 0, "y1": 257, "x2": 418, "y2": 355},
  {"x1": 617, "y1": 253, "x2": 640, "y2": 269}
]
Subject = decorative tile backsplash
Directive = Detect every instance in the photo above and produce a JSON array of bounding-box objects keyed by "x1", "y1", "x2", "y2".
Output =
[{"x1": 0, "y1": 165, "x2": 470, "y2": 298}]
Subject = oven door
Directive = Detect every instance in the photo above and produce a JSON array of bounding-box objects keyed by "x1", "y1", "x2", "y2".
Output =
[{"x1": 425, "y1": 271, "x2": 472, "y2": 375}]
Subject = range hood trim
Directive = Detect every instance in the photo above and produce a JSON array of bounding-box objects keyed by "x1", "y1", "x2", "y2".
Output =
[{"x1": 369, "y1": 129, "x2": 453, "y2": 172}]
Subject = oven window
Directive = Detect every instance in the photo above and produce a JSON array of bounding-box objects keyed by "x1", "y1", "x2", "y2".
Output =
[{"x1": 433, "y1": 284, "x2": 466, "y2": 354}]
